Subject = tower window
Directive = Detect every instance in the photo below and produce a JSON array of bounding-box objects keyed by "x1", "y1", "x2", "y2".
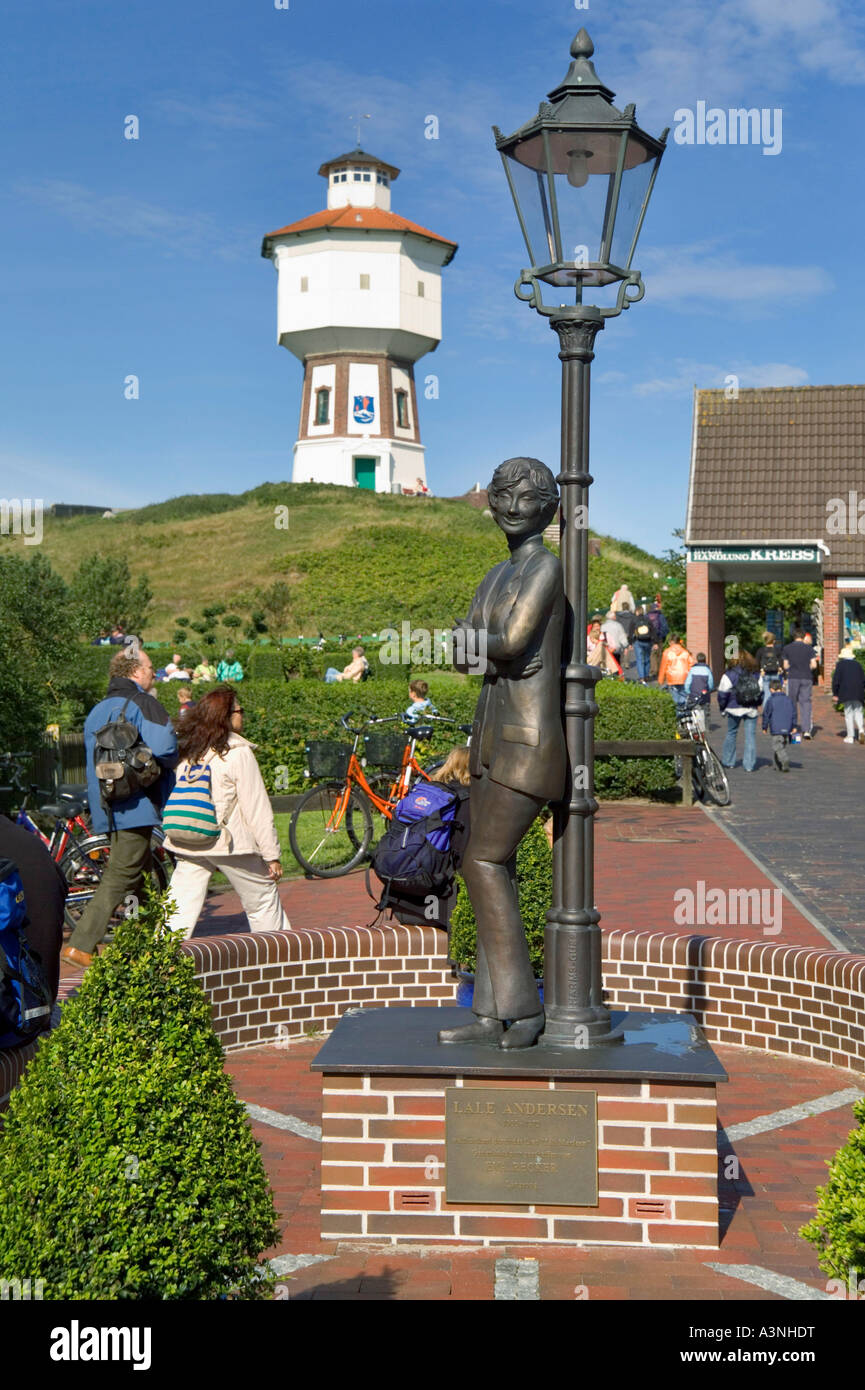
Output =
[
  {"x1": 353, "y1": 167, "x2": 372, "y2": 183},
  {"x1": 359, "y1": 273, "x2": 370, "y2": 290},
  {"x1": 417, "y1": 280, "x2": 425, "y2": 297},
  {"x1": 376, "y1": 172, "x2": 389, "y2": 186},
  {"x1": 300, "y1": 276, "x2": 309, "y2": 293},
  {"x1": 395, "y1": 389, "x2": 410, "y2": 429},
  {"x1": 314, "y1": 387, "x2": 331, "y2": 426}
]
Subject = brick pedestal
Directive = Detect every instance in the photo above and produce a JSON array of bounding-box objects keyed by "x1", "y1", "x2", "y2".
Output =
[
  {"x1": 320, "y1": 1072, "x2": 719, "y2": 1246},
  {"x1": 313, "y1": 1005, "x2": 725, "y2": 1249}
]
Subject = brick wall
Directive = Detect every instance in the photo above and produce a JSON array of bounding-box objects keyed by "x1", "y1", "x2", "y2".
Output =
[
  {"x1": 686, "y1": 561, "x2": 726, "y2": 677},
  {"x1": 182, "y1": 925, "x2": 453, "y2": 1051},
  {"x1": 320, "y1": 1075, "x2": 718, "y2": 1247},
  {"x1": 823, "y1": 574, "x2": 839, "y2": 679},
  {"x1": 179, "y1": 926, "x2": 865, "y2": 1074}
]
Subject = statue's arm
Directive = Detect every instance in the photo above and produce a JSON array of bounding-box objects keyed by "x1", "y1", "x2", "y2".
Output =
[{"x1": 485, "y1": 559, "x2": 560, "y2": 664}]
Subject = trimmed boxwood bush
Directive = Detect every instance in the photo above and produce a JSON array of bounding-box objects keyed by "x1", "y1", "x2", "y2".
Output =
[
  {"x1": 0, "y1": 889, "x2": 279, "y2": 1300},
  {"x1": 800, "y1": 1097, "x2": 865, "y2": 1282},
  {"x1": 449, "y1": 816, "x2": 551, "y2": 975}
]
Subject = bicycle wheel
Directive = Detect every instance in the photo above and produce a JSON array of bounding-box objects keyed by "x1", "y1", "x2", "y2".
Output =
[
  {"x1": 60, "y1": 834, "x2": 169, "y2": 935},
  {"x1": 696, "y1": 746, "x2": 731, "y2": 807},
  {"x1": 288, "y1": 782, "x2": 373, "y2": 877}
]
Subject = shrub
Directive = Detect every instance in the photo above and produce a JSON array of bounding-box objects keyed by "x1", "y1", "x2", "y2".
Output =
[
  {"x1": 800, "y1": 1097, "x2": 865, "y2": 1281},
  {"x1": 594, "y1": 679, "x2": 678, "y2": 798},
  {"x1": 0, "y1": 889, "x2": 280, "y2": 1299},
  {"x1": 449, "y1": 816, "x2": 551, "y2": 975}
]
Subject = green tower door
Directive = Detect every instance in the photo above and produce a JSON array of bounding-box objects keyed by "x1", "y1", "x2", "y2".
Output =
[{"x1": 353, "y1": 457, "x2": 377, "y2": 491}]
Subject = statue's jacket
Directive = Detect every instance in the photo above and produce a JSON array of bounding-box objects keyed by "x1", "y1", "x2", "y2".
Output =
[{"x1": 458, "y1": 536, "x2": 567, "y2": 803}]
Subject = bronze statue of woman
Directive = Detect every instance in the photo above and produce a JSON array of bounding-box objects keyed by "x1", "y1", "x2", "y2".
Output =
[{"x1": 439, "y1": 457, "x2": 567, "y2": 1050}]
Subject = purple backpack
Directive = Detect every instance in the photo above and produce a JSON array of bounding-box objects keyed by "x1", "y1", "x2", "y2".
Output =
[{"x1": 372, "y1": 783, "x2": 461, "y2": 894}]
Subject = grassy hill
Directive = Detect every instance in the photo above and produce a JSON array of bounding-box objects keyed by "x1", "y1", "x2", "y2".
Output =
[{"x1": 17, "y1": 482, "x2": 666, "y2": 641}]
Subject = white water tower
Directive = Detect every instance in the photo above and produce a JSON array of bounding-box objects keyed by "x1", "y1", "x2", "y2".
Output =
[{"x1": 261, "y1": 149, "x2": 458, "y2": 493}]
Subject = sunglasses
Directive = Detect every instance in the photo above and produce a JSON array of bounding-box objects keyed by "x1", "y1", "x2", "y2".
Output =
[{"x1": 233, "y1": 706, "x2": 244, "y2": 714}]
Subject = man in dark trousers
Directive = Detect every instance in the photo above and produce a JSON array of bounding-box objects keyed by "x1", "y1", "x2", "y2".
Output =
[
  {"x1": 0, "y1": 817, "x2": 67, "y2": 1005},
  {"x1": 782, "y1": 627, "x2": 818, "y2": 739},
  {"x1": 61, "y1": 648, "x2": 178, "y2": 969},
  {"x1": 439, "y1": 457, "x2": 566, "y2": 1051}
]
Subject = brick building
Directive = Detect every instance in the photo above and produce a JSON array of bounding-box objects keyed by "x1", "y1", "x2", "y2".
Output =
[{"x1": 685, "y1": 384, "x2": 865, "y2": 678}]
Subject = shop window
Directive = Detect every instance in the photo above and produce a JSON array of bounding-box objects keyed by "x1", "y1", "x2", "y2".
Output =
[
  {"x1": 395, "y1": 389, "x2": 409, "y2": 429},
  {"x1": 314, "y1": 387, "x2": 330, "y2": 426},
  {"x1": 842, "y1": 595, "x2": 865, "y2": 646}
]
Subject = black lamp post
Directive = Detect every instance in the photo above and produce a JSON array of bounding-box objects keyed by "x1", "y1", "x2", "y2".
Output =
[{"x1": 494, "y1": 29, "x2": 668, "y2": 1046}]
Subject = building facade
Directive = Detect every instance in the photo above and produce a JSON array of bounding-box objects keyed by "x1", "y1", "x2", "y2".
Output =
[
  {"x1": 685, "y1": 384, "x2": 865, "y2": 679},
  {"x1": 261, "y1": 150, "x2": 457, "y2": 493}
]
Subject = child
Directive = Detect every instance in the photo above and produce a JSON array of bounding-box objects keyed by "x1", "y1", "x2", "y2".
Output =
[
  {"x1": 762, "y1": 674, "x2": 795, "y2": 771},
  {"x1": 405, "y1": 678, "x2": 435, "y2": 721},
  {"x1": 683, "y1": 651, "x2": 714, "y2": 732},
  {"x1": 176, "y1": 685, "x2": 195, "y2": 715}
]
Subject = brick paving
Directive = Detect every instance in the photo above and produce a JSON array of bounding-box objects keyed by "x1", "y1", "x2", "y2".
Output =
[
  {"x1": 228, "y1": 1040, "x2": 863, "y2": 1301},
  {"x1": 703, "y1": 687, "x2": 865, "y2": 952}
]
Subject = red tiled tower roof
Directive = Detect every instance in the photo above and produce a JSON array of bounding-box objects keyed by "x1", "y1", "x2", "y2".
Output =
[{"x1": 261, "y1": 205, "x2": 457, "y2": 262}]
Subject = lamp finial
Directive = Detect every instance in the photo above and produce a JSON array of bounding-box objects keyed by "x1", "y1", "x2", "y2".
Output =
[{"x1": 571, "y1": 29, "x2": 593, "y2": 60}]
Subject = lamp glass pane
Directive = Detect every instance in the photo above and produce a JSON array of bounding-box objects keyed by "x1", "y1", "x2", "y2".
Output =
[
  {"x1": 504, "y1": 154, "x2": 556, "y2": 267},
  {"x1": 609, "y1": 156, "x2": 655, "y2": 269}
]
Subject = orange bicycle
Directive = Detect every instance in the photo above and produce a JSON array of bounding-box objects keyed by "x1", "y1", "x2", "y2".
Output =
[{"x1": 288, "y1": 710, "x2": 470, "y2": 877}]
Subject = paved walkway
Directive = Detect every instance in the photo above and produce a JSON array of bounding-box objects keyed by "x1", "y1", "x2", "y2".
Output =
[
  {"x1": 229, "y1": 1040, "x2": 863, "y2": 1301},
  {"x1": 702, "y1": 687, "x2": 865, "y2": 953}
]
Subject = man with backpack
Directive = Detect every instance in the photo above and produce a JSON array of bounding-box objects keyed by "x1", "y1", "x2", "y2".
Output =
[
  {"x1": 61, "y1": 649, "x2": 178, "y2": 970},
  {"x1": 632, "y1": 607, "x2": 656, "y2": 683}
]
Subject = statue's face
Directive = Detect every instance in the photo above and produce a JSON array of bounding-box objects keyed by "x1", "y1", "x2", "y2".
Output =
[{"x1": 488, "y1": 476, "x2": 554, "y2": 539}]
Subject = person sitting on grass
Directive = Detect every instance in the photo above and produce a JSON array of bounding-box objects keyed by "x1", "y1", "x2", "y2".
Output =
[
  {"x1": 192, "y1": 658, "x2": 217, "y2": 684},
  {"x1": 762, "y1": 674, "x2": 795, "y2": 772},
  {"x1": 324, "y1": 647, "x2": 367, "y2": 684}
]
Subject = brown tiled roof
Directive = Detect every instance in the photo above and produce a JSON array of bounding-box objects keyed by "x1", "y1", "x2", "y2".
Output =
[{"x1": 686, "y1": 385, "x2": 865, "y2": 572}]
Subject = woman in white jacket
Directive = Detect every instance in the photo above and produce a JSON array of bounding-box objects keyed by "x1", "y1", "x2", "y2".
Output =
[{"x1": 164, "y1": 687, "x2": 290, "y2": 938}]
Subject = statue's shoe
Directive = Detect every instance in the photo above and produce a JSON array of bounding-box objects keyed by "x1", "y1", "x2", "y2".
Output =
[
  {"x1": 499, "y1": 1013, "x2": 545, "y2": 1050},
  {"x1": 438, "y1": 1017, "x2": 504, "y2": 1045}
]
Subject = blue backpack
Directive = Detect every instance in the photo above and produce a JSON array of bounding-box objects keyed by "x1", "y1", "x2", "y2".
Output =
[
  {"x1": 0, "y1": 858, "x2": 53, "y2": 1050},
  {"x1": 372, "y1": 783, "x2": 461, "y2": 897}
]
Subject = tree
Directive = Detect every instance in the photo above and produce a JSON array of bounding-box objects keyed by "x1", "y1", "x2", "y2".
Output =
[
  {"x1": 71, "y1": 554, "x2": 152, "y2": 638},
  {"x1": 0, "y1": 552, "x2": 77, "y2": 748},
  {"x1": 0, "y1": 888, "x2": 280, "y2": 1299},
  {"x1": 257, "y1": 581, "x2": 293, "y2": 643}
]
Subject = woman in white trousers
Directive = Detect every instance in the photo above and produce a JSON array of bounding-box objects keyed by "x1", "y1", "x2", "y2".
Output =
[{"x1": 164, "y1": 688, "x2": 290, "y2": 939}]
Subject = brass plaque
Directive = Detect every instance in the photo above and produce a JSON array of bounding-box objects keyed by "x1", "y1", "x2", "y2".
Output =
[{"x1": 445, "y1": 1087, "x2": 598, "y2": 1207}]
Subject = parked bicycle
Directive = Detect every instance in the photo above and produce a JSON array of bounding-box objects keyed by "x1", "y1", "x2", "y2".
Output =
[
  {"x1": 673, "y1": 698, "x2": 731, "y2": 807},
  {"x1": 0, "y1": 751, "x2": 171, "y2": 934},
  {"x1": 288, "y1": 711, "x2": 471, "y2": 877}
]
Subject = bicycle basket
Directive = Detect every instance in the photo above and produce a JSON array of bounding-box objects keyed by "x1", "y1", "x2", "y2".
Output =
[
  {"x1": 363, "y1": 732, "x2": 406, "y2": 766},
  {"x1": 305, "y1": 741, "x2": 352, "y2": 779}
]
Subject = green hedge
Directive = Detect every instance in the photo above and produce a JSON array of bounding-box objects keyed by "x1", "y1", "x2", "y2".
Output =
[
  {"x1": 801, "y1": 1096, "x2": 865, "y2": 1282},
  {"x1": 593, "y1": 680, "x2": 678, "y2": 798},
  {"x1": 178, "y1": 676, "x2": 677, "y2": 796}
]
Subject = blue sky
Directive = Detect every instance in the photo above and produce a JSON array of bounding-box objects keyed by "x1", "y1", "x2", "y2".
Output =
[{"x1": 3, "y1": 0, "x2": 864, "y2": 554}]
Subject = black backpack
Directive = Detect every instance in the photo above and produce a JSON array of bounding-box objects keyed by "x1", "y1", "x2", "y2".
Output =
[
  {"x1": 762, "y1": 648, "x2": 781, "y2": 675},
  {"x1": 93, "y1": 699, "x2": 162, "y2": 808},
  {"x1": 735, "y1": 671, "x2": 762, "y2": 706},
  {"x1": 634, "y1": 619, "x2": 654, "y2": 643}
]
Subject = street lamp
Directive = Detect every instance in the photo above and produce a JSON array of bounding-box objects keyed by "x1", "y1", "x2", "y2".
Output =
[{"x1": 494, "y1": 29, "x2": 667, "y2": 1046}]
